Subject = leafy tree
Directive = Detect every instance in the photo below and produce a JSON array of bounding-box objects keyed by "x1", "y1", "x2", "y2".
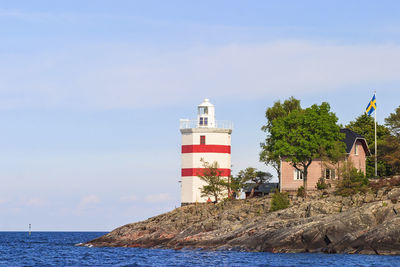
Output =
[
  {"x1": 269, "y1": 102, "x2": 345, "y2": 195},
  {"x1": 220, "y1": 175, "x2": 243, "y2": 200},
  {"x1": 198, "y1": 159, "x2": 226, "y2": 203},
  {"x1": 381, "y1": 106, "x2": 400, "y2": 174},
  {"x1": 385, "y1": 106, "x2": 400, "y2": 137},
  {"x1": 260, "y1": 97, "x2": 301, "y2": 181},
  {"x1": 236, "y1": 167, "x2": 272, "y2": 198},
  {"x1": 346, "y1": 113, "x2": 391, "y2": 177},
  {"x1": 380, "y1": 136, "x2": 400, "y2": 174},
  {"x1": 270, "y1": 190, "x2": 290, "y2": 211}
]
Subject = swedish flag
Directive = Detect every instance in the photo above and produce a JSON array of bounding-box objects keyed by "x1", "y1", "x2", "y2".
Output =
[{"x1": 365, "y1": 94, "x2": 376, "y2": 116}]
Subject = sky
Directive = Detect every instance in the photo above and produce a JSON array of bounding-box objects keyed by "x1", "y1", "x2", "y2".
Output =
[{"x1": 1, "y1": 0, "x2": 400, "y2": 231}]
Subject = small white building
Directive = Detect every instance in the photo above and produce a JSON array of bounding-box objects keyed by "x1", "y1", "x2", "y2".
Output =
[{"x1": 179, "y1": 99, "x2": 233, "y2": 205}]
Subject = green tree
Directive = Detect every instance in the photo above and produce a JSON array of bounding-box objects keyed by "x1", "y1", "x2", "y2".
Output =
[
  {"x1": 346, "y1": 113, "x2": 391, "y2": 177},
  {"x1": 260, "y1": 97, "x2": 301, "y2": 181},
  {"x1": 381, "y1": 106, "x2": 400, "y2": 174},
  {"x1": 380, "y1": 136, "x2": 400, "y2": 174},
  {"x1": 237, "y1": 167, "x2": 272, "y2": 198},
  {"x1": 226, "y1": 175, "x2": 243, "y2": 199},
  {"x1": 198, "y1": 159, "x2": 226, "y2": 203},
  {"x1": 269, "y1": 102, "x2": 345, "y2": 195},
  {"x1": 385, "y1": 106, "x2": 400, "y2": 137}
]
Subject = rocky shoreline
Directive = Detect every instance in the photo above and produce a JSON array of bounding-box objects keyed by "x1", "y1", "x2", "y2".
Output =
[{"x1": 83, "y1": 185, "x2": 400, "y2": 255}]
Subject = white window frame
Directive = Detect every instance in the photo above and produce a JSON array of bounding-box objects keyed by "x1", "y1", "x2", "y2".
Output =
[
  {"x1": 199, "y1": 107, "x2": 208, "y2": 115},
  {"x1": 199, "y1": 117, "x2": 208, "y2": 126},
  {"x1": 293, "y1": 169, "x2": 304, "y2": 180},
  {"x1": 354, "y1": 141, "x2": 358, "y2": 155},
  {"x1": 325, "y1": 168, "x2": 336, "y2": 179}
]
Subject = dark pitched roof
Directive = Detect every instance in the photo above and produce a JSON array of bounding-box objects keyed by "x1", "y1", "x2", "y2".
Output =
[
  {"x1": 243, "y1": 183, "x2": 279, "y2": 193},
  {"x1": 340, "y1": 128, "x2": 370, "y2": 156}
]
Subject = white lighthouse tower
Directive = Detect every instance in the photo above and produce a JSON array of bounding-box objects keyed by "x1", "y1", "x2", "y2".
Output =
[{"x1": 179, "y1": 99, "x2": 232, "y2": 205}]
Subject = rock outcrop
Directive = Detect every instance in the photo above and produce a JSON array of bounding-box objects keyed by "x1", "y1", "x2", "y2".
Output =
[{"x1": 84, "y1": 187, "x2": 400, "y2": 255}]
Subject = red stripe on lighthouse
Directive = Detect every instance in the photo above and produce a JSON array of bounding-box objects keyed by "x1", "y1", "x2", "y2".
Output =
[
  {"x1": 181, "y1": 168, "x2": 231, "y2": 177},
  {"x1": 181, "y1": 145, "x2": 231, "y2": 154}
]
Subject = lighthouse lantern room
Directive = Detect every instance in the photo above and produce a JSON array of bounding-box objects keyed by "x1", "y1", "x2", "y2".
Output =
[{"x1": 179, "y1": 99, "x2": 232, "y2": 205}]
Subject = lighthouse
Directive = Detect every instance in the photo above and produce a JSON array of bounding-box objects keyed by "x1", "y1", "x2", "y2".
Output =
[{"x1": 179, "y1": 99, "x2": 232, "y2": 205}]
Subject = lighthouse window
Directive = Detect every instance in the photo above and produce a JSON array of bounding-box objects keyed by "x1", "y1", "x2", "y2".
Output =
[
  {"x1": 199, "y1": 117, "x2": 208, "y2": 126},
  {"x1": 200, "y1": 135, "x2": 206, "y2": 145},
  {"x1": 199, "y1": 107, "x2": 208, "y2": 115}
]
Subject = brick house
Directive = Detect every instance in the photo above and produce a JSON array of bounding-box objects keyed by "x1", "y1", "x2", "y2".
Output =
[{"x1": 280, "y1": 129, "x2": 370, "y2": 192}]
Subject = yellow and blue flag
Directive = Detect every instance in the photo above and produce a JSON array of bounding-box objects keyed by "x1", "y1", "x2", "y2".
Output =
[{"x1": 365, "y1": 94, "x2": 376, "y2": 116}]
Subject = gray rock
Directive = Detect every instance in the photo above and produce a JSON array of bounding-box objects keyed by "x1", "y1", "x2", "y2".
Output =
[{"x1": 83, "y1": 187, "x2": 400, "y2": 255}]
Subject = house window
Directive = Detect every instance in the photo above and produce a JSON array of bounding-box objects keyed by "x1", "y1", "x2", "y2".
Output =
[
  {"x1": 199, "y1": 117, "x2": 208, "y2": 126},
  {"x1": 354, "y1": 142, "x2": 358, "y2": 155},
  {"x1": 325, "y1": 169, "x2": 336, "y2": 179},
  {"x1": 199, "y1": 107, "x2": 208, "y2": 115},
  {"x1": 200, "y1": 135, "x2": 206, "y2": 145},
  {"x1": 293, "y1": 169, "x2": 304, "y2": 180}
]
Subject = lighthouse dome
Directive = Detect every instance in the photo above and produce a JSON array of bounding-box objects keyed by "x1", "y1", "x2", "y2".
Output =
[{"x1": 198, "y1": 98, "x2": 214, "y2": 107}]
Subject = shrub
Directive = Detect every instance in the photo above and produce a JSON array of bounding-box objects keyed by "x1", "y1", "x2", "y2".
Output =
[
  {"x1": 336, "y1": 163, "x2": 369, "y2": 196},
  {"x1": 270, "y1": 190, "x2": 290, "y2": 211},
  {"x1": 316, "y1": 177, "x2": 328, "y2": 190},
  {"x1": 297, "y1": 186, "x2": 305, "y2": 197}
]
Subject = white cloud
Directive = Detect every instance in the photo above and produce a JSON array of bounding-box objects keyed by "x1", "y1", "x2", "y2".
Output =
[
  {"x1": 1, "y1": 40, "x2": 399, "y2": 110},
  {"x1": 24, "y1": 197, "x2": 47, "y2": 207},
  {"x1": 79, "y1": 194, "x2": 100, "y2": 206},
  {"x1": 74, "y1": 194, "x2": 101, "y2": 216},
  {"x1": 145, "y1": 193, "x2": 171, "y2": 203},
  {"x1": 119, "y1": 195, "x2": 137, "y2": 202}
]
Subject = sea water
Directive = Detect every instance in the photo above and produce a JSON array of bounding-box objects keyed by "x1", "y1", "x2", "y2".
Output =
[{"x1": 0, "y1": 232, "x2": 399, "y2": 266}]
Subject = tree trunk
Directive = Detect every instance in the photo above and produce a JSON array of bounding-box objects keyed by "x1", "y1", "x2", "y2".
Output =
[
  {"x1": 249, "y1": 188, "x2": 255, "y2": 198},
  {"x1": 303, "y1": 167, "x2": 308, "y2": 197}
]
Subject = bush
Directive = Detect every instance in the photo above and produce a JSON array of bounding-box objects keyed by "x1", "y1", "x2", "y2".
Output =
[
  {"x1": 316, "y1": 178, "x2": 328, "y2": 190},
  {"x1": 336, "y1": 165, "x2": 369, "y2": 196},
  {"x1": 297, "y1": 186, "x2": 305, "y2": 197},
  {"x1": 270, "y1": 190, "x2": 290, "y2": 211}
]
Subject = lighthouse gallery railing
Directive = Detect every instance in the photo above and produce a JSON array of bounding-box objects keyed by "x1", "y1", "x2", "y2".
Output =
[{"x1": 179, "y1": 119, "x2": 233, "y2": 129}]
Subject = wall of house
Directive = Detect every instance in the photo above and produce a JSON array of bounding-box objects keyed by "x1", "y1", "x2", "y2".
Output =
[
  {"x1": 281, "y1": 160, "x2": 326, "y2": 191},
  {"x1": 347, "y1": 140, "x2": 367, "y2": 174}
]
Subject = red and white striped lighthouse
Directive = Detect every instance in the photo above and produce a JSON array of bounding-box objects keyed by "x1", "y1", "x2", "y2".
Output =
[{"x1": 179, "y1": 99, "x2": 232, "y2": 205}]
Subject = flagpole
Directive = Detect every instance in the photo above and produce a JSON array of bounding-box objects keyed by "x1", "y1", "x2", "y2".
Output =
[{"x1": 374, "y1": 91, "x2": 377, "y2": 177}]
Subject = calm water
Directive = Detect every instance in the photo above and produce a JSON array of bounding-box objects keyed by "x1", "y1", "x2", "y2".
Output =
[{"x1": 0, "y1": 232, "x2": 400, "y2": 266}]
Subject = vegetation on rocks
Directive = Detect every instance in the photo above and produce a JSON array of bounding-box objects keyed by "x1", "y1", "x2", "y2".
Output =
[
  {"x1": 316, "y1": 178, "x2": 329, "y2": 190},
  {"x1": 335, "y1": 162, "x2": 369, "y2": 196},
  {"x1": 270, "y1": 190, "x2": 290, "y2": 211},
  {"x1": 84, "y1": 177, "x2": 400, "y2": 255},
  {"x1": 297, "y1": 186, "x2": 305, "y2": 197},
  {"x1": 235, "y1": 167, "x2": 272, "y2": 198}
]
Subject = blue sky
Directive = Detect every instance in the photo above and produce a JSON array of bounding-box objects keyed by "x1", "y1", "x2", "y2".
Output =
[{"x1": 1, "y1": 0, "x2": 400, "y2": 231}]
